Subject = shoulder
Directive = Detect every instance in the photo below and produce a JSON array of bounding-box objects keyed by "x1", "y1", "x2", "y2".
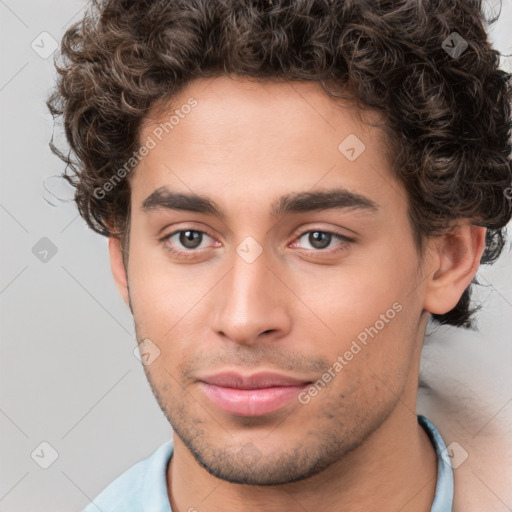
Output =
[{"x1": 82, "y1": 439, "x2": 174, "y2": 512}]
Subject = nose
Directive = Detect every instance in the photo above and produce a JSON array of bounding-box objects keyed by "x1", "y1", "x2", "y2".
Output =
[{"x1": 210, "y1": 244, "x2": 292, "y2": 346}]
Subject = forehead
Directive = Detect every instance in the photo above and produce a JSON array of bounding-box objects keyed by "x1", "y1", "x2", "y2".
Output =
[
  {"x1": 131, "y1": 76, "x2": 402, "y2": 215},
  {"x1": 141, "y1": 75, "x2": 388, "y2": 154}
]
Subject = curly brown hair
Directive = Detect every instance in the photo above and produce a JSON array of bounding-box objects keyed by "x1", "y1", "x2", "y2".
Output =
[{"x1": 47, "y1": 0, "x2": 512, "y2": 329}]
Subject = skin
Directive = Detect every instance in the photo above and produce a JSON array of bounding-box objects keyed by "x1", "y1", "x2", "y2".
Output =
[{"x1": 108, "y1": 75, "x2": 486, "y2": 512}]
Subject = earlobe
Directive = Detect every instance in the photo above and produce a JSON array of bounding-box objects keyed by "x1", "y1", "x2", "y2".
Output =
[
  {"x1": 423, "y1": 224, "x2": 486, "y2": 316},
  {"x1": 108, "y1": 237, "x2": 130, "y2": 307}
]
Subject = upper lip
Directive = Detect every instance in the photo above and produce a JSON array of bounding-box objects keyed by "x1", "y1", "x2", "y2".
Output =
[{"x1": 198, "y1": 371, "x2": 312, "y2": 389}]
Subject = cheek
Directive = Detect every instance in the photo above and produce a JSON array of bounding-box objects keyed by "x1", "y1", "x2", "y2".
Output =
[
  {"x1": 298, "y1": 242, "x2": 419, "y2": 374},
  {"x1": 302, "y1": 254, "x2": 410, "y2": 335},
  {"x1": 127, "y1": 241, "x2": 206, "y2": 339}
]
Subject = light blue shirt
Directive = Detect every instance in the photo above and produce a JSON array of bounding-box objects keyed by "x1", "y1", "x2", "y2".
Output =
[{"x1": 82, "y1": 415, "x2": 453, "y2": 512}]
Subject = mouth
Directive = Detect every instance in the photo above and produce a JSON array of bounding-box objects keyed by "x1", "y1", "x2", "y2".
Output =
[{"x1": 197, "y1": 371, "x2": 312, "y2": 417}]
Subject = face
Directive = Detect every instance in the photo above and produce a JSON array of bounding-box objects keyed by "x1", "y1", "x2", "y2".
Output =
[{"x1": 122, "y1": 76, "x2": 430, "y2": 485}]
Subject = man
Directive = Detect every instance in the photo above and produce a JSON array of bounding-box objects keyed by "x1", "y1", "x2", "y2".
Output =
[{"x1": 48, "y1": 0, "x2": 512, "y2": 510}]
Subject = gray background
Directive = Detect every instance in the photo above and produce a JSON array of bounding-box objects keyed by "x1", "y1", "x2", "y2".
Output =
[{"x1": 0, "y1": 1, "x2": 511, "y2": 511}]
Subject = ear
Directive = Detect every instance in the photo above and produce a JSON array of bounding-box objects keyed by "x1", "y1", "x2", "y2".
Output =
[
  {"x1": 108, "y1": 237, "x2": 130, "y2": 307},
  {"x1": 423, "y1": 223, "x2": 486, "y2": 316}
]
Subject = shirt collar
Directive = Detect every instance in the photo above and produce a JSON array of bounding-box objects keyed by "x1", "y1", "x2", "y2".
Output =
[{"x1": 418, "y1": 415, "x2": 454, "y2": 511}]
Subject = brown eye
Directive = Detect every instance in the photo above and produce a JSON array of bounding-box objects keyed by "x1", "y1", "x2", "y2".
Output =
[
  {"x1": 178, "y1": 230, "x2": 203, "y2": 249},
  {"x1": 307, "y1": 231, "x2": 332, "y2": 249},
  {"x1": 160, "y1": 229, "x2": 216, "y2": 259},
  {"x1": 295, "y1": 230, "x2": 353, "y2": 251}
]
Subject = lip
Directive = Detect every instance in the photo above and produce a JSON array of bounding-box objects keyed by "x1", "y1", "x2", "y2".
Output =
[{"x1": 197, "y1": 371, "x2": 312, "y2": 416}]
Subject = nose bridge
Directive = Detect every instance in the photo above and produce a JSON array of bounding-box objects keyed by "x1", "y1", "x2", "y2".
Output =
[{"x1": 211, "y1": 240, "x2": 290, "y2": 344}]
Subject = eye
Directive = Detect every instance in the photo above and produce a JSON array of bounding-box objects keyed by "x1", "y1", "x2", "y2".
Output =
[
  {"x1": 160, "y1": 229, "x2": 217, "y2": 259},
  {"x1": 291, "y1": 230, "x2": 354, "y2": 254},
  {"x1": 159, "y1": 227, "x2": 354, "y2": 260}
]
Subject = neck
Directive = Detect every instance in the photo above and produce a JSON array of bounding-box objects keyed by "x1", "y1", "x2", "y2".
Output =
[{"x1": 167, "y1": 405, "x2": 438, "y2": 512}]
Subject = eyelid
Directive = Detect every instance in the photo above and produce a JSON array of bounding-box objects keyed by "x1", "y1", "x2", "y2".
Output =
[
  {"x1": 291, "y1": 226, "x2": 355, "y2": 240},
  {"x1": 159, "y1": 222, "x2": 217, "y2": 242}
]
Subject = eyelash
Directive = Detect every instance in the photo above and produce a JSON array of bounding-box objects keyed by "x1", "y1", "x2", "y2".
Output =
[{"x1": 159, "y1": 228, "x2": 354, "y2": 260}]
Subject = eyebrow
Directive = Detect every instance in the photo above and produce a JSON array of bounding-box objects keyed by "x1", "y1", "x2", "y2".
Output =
[{"x1": 141, "y1": 186, "x2": 379, "y2": 217}]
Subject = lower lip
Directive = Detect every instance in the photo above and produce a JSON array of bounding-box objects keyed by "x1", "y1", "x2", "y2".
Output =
[{"x1": 198, "y1": 382, "x2": 309, "y2": 416}]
